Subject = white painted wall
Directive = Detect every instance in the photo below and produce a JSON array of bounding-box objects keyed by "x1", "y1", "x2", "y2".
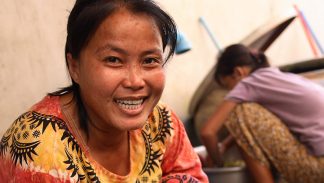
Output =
[{"x1": 1, "y1": 0, "x2": 323, "y2": 135}]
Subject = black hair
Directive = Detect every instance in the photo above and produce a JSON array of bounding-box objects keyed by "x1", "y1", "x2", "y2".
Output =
[
  {"x1": 50, "y1": 0, "x2": 177, "y2": 138},
  {"x1": 214, "y1": 43, "x2": 270, "y2": 85}
]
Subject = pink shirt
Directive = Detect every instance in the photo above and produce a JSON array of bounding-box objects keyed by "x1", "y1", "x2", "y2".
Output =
[{"x1": 225, "y1": 67, "x2": 324, "y2": 156}]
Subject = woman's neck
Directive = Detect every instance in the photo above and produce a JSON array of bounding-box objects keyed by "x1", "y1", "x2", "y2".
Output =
[
  {"x1": 86, "y1": 121, "x2": 128, "y2": 151},
  {"x1": 60, "y1": 92, "x2": 130, "y2": 175}
]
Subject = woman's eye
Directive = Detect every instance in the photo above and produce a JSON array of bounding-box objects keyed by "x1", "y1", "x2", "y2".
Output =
[
  {"x1": 143, "y1": 57, "x2": 162, "y2": 65},
  {"x1": 104, "y1": 56, "x2": 121, "y2": 64}
]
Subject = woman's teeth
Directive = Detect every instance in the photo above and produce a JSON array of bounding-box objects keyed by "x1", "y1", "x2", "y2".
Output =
[{"x1": 116, "y1": 99, "x2": 143, "y2": 110}]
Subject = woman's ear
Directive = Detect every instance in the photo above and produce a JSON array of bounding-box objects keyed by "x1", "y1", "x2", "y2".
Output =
[
  {"x1": 233, "y1": 66, "x2": 250, "y2": 79},
  {"x1": 67, "y1": 53, "x2": 80, "y2": 84}
]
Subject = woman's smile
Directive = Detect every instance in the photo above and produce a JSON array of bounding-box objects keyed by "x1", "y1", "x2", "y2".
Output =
[{"x1": 115, "y1": 97, "x2": 145, "y2": 114}]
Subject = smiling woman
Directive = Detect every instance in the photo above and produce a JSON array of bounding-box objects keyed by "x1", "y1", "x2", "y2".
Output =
[
  {"x1": 67, "y1": 8, "x2": 166, "y2": 133},
  {"x1": 0, "y1": 0, "x2": 207, "y2": 182}
]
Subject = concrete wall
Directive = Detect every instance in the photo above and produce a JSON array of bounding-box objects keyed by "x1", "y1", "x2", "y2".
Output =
[{"x1": 1, "y1": 0, "x2": 323, "y2": 134}]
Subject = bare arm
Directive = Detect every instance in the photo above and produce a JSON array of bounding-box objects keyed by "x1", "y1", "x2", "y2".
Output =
[
  {"x1": 218, "y1": 134, "x2": 235, "y2": 157},
  {"x1": 200, "y1": 100, "x2": 237, "y2": 167}
]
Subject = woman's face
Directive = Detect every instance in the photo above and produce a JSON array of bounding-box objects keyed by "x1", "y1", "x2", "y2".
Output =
[{"x1": 68, "y1": 9, "x2": 165, "y2": 132}]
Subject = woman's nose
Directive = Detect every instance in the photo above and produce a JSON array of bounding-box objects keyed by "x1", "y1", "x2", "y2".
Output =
[{"x1": 123, "y1": 65, "x2": 145, "y2": 90}]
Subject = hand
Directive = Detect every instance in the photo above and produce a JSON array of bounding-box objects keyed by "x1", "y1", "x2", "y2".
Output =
[
  {"x1": 202, "y1": 143, "x2": 225, "y2": 167},
  {"x1": 201, "y1": 155, "x2": 216, "y2": 168}
]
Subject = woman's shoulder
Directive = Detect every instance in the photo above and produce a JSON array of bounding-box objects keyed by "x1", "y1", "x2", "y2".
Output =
[
  {"x1": 0, "y1": 95, "x2": 72, "y2": 166},
  {"x1": 29, "y1": 95, "x2": 63, "y2": 117},
  {"x1": 1, "y1": 95, "x2": 65, "y2": 141},
  {"x1": 244, "y1": 67, "x2": 286, "y2": 83},
  {"x1": 1, "y1": 95, "x2": 67, "y2": 144},
  {"x1": 0, "y1": 95, "x2": 89, "y2": 181}
]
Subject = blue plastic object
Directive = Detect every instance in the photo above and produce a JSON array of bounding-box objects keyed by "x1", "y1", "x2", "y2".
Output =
[{"x1": 175, "y1": 31, "x2": 192, "y2": 54}]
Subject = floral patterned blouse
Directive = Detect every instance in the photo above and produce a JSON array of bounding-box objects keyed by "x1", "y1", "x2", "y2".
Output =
[{"x1": 0, "y1": 96, "x2": 208, "y2": 182}]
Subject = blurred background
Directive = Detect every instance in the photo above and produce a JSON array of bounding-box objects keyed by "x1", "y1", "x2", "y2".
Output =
[{"x1": 1, "y1": 0, "x2": 324, "y2": 136}]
